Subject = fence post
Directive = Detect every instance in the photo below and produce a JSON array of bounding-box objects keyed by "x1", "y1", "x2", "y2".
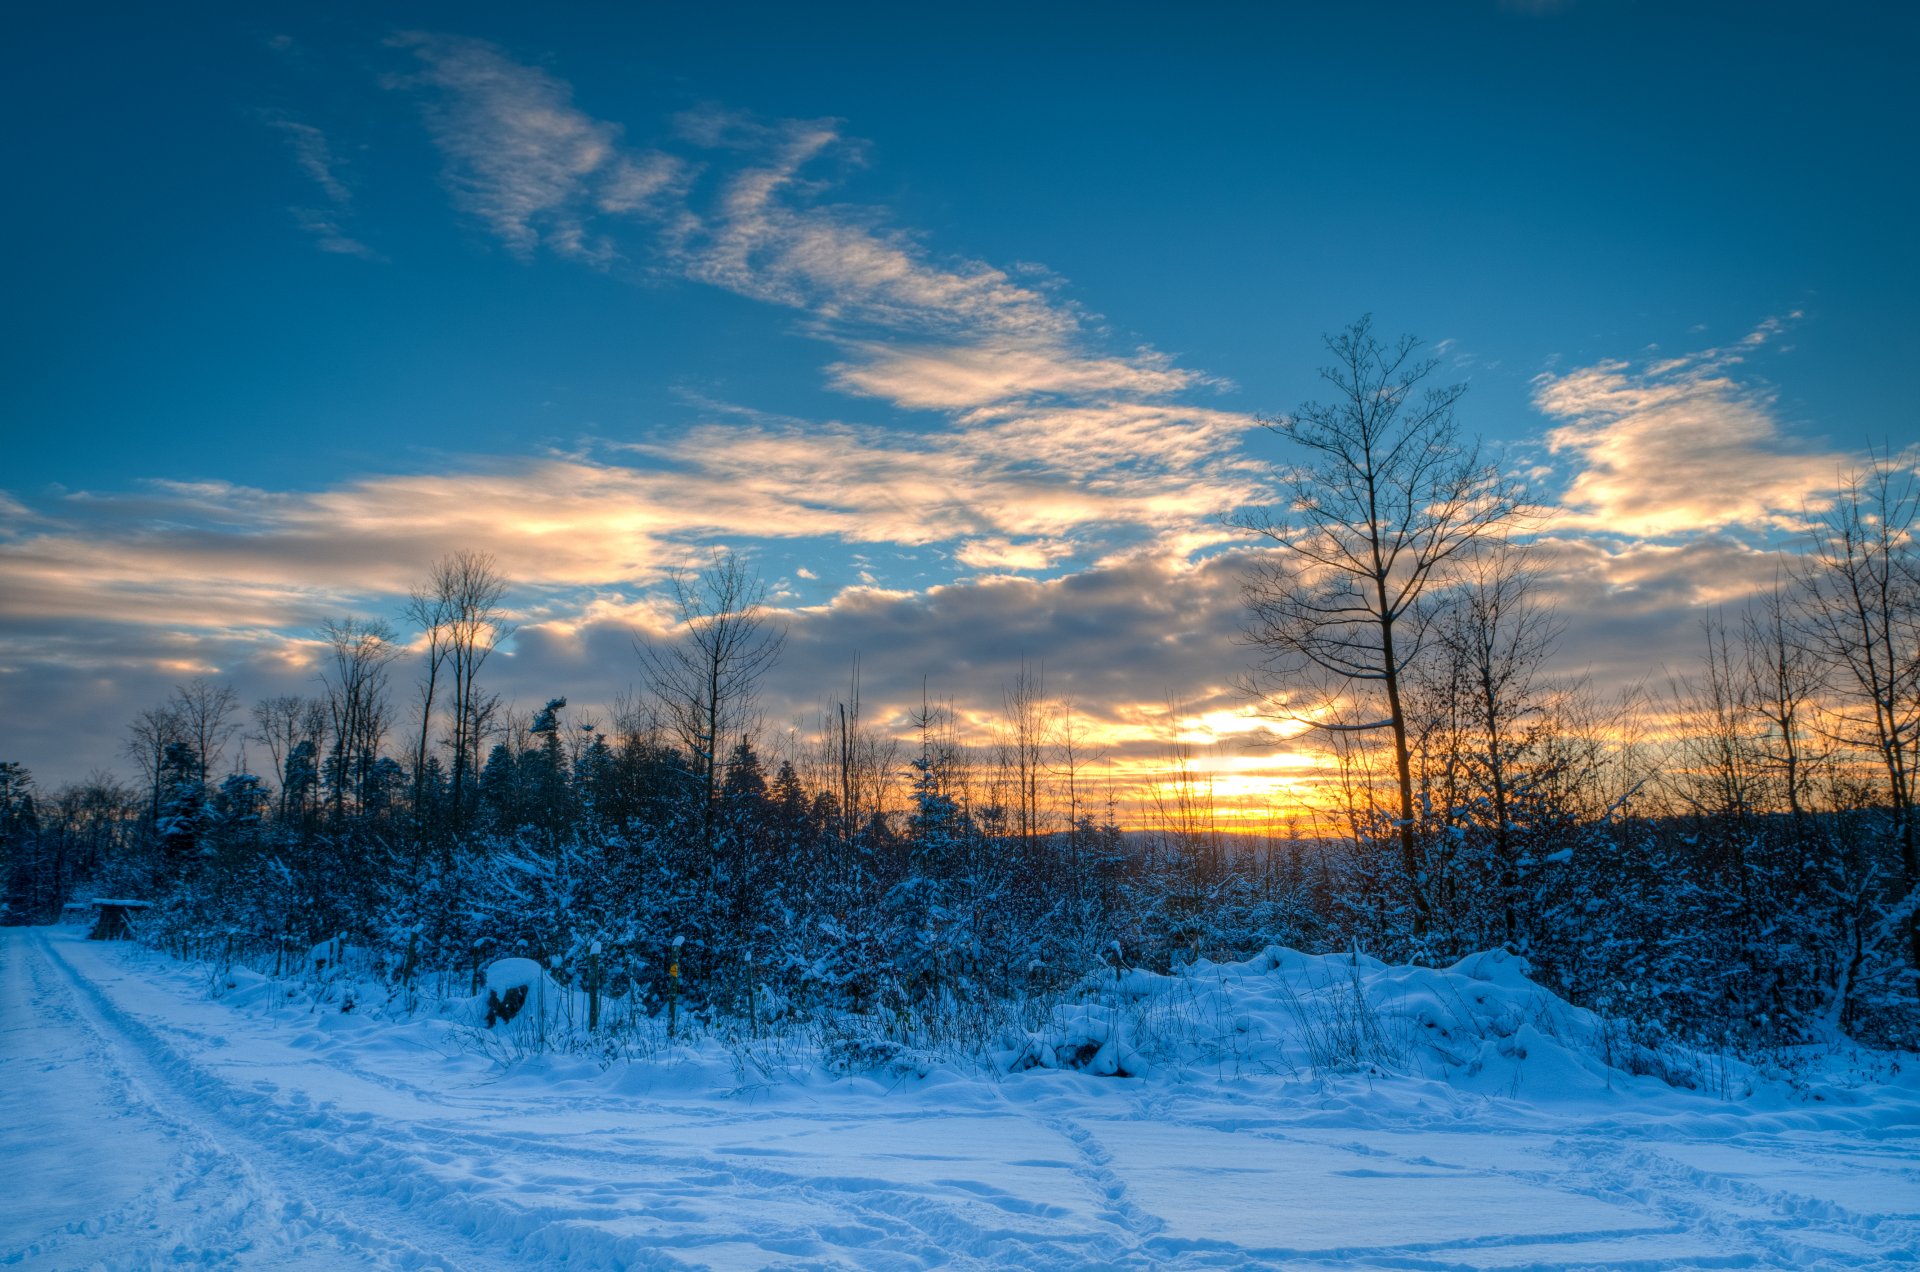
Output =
[
  {"x1": 587, "y1": 941, "x2": 602, "y2": 1032},
  {"x1": 667, "y1": 934, "x2": 684, "y2": 1039}
]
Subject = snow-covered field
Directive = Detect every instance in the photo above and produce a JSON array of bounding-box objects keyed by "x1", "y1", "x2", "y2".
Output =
[{"x1": 4, "y1": 926, "x2": 1918, "y2": 1271}]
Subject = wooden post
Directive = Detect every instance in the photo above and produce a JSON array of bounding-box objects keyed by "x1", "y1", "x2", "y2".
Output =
[
  {"x1": 667, "y1": 934, "x2": 684, "y2": 1039},
  {"x1": 587, "y1": 942, "x2": 602, "y2": 1032}
]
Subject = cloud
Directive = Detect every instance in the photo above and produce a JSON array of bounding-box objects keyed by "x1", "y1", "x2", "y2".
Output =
[
  {"x1": 263, "y1": 116, "x2": 378, "y2": 258},
  {"x1": 265, "y1": 117, "x2": 351, "y2": 204},
  {"x1": 666, "y1": 114, "x2": 1207, "y2": 418},
  {"x1": 681, "y1": 135, "x2": 1071, "y2": 343},
  {"x1": 290, "y1": 207, "x2": 379, "y2": 259},
  {"x1": 0, "y1": 517, "x2": 1274, "y2": 802},
  {"x1": 390, "y1": 37, "x2": 1206, "y2": 420},
  {"x1": 1533, "y1": 315, "x2": 1845, "y2": 537},
  {"x1": 0, "y1": 390, "x2": 1262, "y2": 648},
  {"x1": 389, "y1": 32, "x2": 686, "y2": 263},
  {"x1": 954, "y1": 537, "x2": 1077, "y2": 572},
  {"x1": 828, "y1": 341, "x2": 1208, "y2": 413}
]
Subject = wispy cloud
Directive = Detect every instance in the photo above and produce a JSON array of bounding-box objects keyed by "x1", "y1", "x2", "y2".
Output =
[
  {"x1": 367, "y1": 35, "x2": 1259, "y2": 581},
  {"x1": 665, "y1": 111, "x2": 1213, "y2": 418},
  {"x1": 389, "y1": 37, "x2": 1213, "y2": 425},
  {"x1": 266, "y1": 117, "x2": 350, "y2": 204},
  {"x1": 674, "y1": 120, "x2": 1068, "y2": 337},
  {"x1": 290, "y1": 207, "x2": 378, "y2": 259},
  {"x1": 1532, "y1": 314, "x2": 1844, "y2": 537},
  {"x1": 828, "y1": 341, "x2": 1207, "y2": 413},
  {"x1": 262, "y1": 115, "x2": 378, "y2": 259},
  {"x1": 389, "y1": 32, "x2": 687, "y2": 264}
]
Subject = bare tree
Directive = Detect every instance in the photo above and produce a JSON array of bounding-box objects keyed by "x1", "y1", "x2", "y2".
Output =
[
  {"x1": 821, "y1": 659, "x2": 894, "y2": 856},
  {"x1": 318, "y1": 617, "x2": 399, "y2": 817},
  {"x1": 1234, "y1": 317, "x2": 1523, "y2": 939},
  {"x1": 404, "y1": 573, "x2": 456, "y2": 829},
  {"x1": 1427, "y1": 545, "x2": 1562, "y2": 947},
  {"x1": 124, "y1": 704, "x2": 184, "y2": 826},
  {"x1": 433, "y1": 552, "x2": 512, "y2": 824},
  {"x1": 1153, "y1": 698, "x2": 1222, "y2": 899},
  {"x1": 170, "y1": 679, "x2": 240, "y2": 786},
  {"x1": 252, "y1": 694, "x2": 329, "y2": 820},
  {"x1": 1003, "y1": 660, "x2": 1051, "y2": 847},
  {"x1": 1661, "y1": 614, "x2": 1764, "y2": 827},
  {"x1": 1052, "y1": 696, "x2": 1102, "y2": 893},
  {"x1": 1742, "y1": 578, "x2": 1821, "y2": 820},
  {"x1": 640, "y1": 549, "x2": 786, "y2": 855},
  {"x1": 1795, "y1": 458, "x2": 1920, "y2": 968}
]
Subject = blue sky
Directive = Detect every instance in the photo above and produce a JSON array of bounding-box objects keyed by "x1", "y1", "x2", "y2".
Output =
[{"x1": 3, "y1": 1, "x2": 1916, "y2": 798}]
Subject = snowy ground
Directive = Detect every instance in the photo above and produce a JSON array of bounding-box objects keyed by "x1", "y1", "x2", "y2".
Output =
[{"x1": 4, "y1": 926, "x2": 1918, "y2": 1271}]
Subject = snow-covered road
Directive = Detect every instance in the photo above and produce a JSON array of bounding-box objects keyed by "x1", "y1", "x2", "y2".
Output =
[{"x1": 4, "y1": 926, "x2": 1918, "y2": 1270}]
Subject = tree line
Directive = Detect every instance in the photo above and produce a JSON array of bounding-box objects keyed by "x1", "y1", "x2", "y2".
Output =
[{"x1": 2, "y1": 319, "x2": 1916, "y2": 1054}]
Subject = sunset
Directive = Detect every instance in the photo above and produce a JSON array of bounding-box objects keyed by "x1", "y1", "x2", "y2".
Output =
[{"x1": 4, "y1": 3, "x2": 1919, "y2": 1268}]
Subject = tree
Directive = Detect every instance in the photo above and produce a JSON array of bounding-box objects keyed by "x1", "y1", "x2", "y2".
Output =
[
  {"x1": 640, "y1": 549, "x2": 786, "y2": 858},
  {"x1": 1742, "y1": 578, "x2": 1821, "y2": 820},
  {"x1": 404, "y1": 571, "x2": 456, "y2": 834},
  {"x1": 1001, "y1": 660, "x2": 1051, "y2": 848},
  {"x1": 124, "y1": 704, "x2": 184, "y2": 827},
  {"x1": 526, "y1": 697, "x2": 574, "y2": 830},
  {"x1": 433, "y1": 552, "x2": 511, "y2": 826},
  {"x1": 155, "y1": 741, "x2": 207, "y2": 872},
  {"x1": 1234, "y1": 317, "x2": 1523, "y2": 940},
  {"x1": 252, "y1": 695, "x2": 328, "y2": 822},
  {"x1": 1795, "y1": 458, "x2": 1920, "y2": 969},
  {"x1": 169, "y1": 679, "x2": 240, "y2": 788},
  {"x1": 1424, "y1": 545, "x2": 1561, "y2": 949},
  {"x1": 0, "y1": 762, "x2": 42, "y2": 919},
  {"x1": 318, "y1": 617, "x2": 399, "y2": 818}
]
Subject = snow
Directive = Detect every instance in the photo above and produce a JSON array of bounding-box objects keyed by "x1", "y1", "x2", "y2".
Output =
[
  {"x1": 3, "y1": 925, "x2": 1918, "y2": 1269},
  {"x1": 483, "y1": 955, "x2": 548, "y2": 996}
]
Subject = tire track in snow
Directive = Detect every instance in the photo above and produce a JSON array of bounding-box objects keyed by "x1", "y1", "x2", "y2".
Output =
[
  {"x1": 382, "y1": 1115, "x2": 1130, "y2": 1269},
  {"x1": 33, "y1": 933, "x2": 1117, "y2": 1271},
  {"x1": 2, "y1": 928, "x2": 330, "y2": 1269},
  {"x1": 27, "y1": 930, "x2": 680, "y2": 1272}
]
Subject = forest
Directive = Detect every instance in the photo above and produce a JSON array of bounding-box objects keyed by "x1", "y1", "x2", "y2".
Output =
[{"x1": 4, "y1": 323, "x2": 1918, "y2": 1061}]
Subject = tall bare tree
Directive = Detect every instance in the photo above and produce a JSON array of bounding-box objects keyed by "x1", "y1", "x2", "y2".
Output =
[
  {"x1": 1795, "y1": 458, "x2": 1920, "y2": 968},
  {"x1": 252, "y1": 694, "x2": 328, "y2": 821},
  {"x1": 1662, "y1": 614, "x2": 1764, "y2": 827},
  {"x1": 170, "y1": 679, "x2": 240, "y2": 787},
  {"x1": 124, "y1": 704, "x2": 184, "y2": 826},
  {"x1": 318, "y1": 617, "x2": 398, "y2": 817},
  {"x1": 1742, "y1": 577, "x2": 1821, "y2": 820},
  {"x1": 1003, "y1": 660, "x2": 1051, "y2": 847},
  {"x1": 404, "y1": 573, "x2": 456, "y2": 829},
  {"x1": 1234, "y1": 317, "x2": 1523, "y2": 938},
  {"x1": 641, "y1": 549, "x2": 786, "y2": 856},
  {"x1": 1427, "y1": 545, "x2": 1561, "y2": 947},
  {"x1": 432, "y1": 552, "x2": 511, "y2": 823}
]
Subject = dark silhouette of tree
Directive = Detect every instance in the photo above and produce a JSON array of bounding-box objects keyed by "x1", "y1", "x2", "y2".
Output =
[
  {"x1": 640, "y1": 549, "x2": 785, "y2": 860},
  {"x1": 1234, "y1": 317, "x2": 1523, "y2": 940}
]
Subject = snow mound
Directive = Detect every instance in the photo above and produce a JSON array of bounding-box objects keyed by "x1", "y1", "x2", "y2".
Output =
[
  {"x1": 1000, "y1": 946, "x2": 1742, "y2": 1098},
  {"x1": 484, "y1": 956, "x2": 548, "y2": 999},
  {"x1": 439, "y1": 957, "x2": 585, "y2": 1042},
  {"x1": 305, "y1": 934, "x2": 374, "y2": 976}
]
